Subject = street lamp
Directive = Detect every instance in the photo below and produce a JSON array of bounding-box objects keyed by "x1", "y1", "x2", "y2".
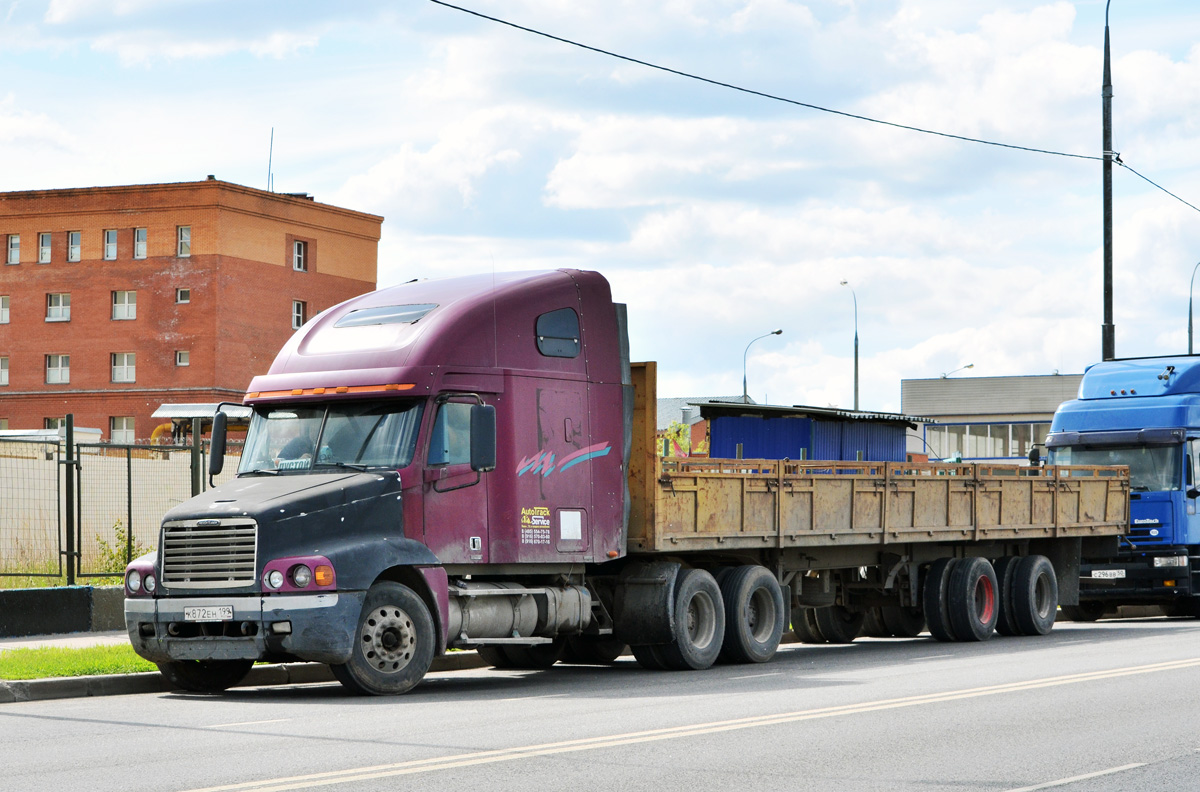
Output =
[
  {"x1": 1189, "y1": 260, "x2": 1200, "y2": 354},
  {"x1": 742, "y1": 329, "x2": 782, "y2": 403},
  {"x1": 941, "y1": 363, "x2": 975, "y2": 379},
  {"x1": 839, "y1": 280, "x2": 859, "y2": 411}
]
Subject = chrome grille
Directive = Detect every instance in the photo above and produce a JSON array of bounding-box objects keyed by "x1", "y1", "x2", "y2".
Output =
[{"x1": 161, "y1": 519, "x2": 257, "y2": 588}]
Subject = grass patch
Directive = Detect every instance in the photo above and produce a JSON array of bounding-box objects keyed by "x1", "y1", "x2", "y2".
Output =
[{"x1": 0, "y1": 644, "x2": 156, "y2": 680}]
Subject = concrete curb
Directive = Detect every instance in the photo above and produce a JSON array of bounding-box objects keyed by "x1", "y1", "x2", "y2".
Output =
[{"x1": 0, "y1": 652, "x2": 489, "y2": 704}]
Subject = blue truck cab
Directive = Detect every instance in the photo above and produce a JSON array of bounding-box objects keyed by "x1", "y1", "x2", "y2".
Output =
[{"x1": 1047, "y1": 356, "x2": 1200, "y2": 618}]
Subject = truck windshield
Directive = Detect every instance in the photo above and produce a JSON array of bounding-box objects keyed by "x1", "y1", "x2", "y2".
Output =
[
  {"x1": 239, "y1": 401, "x2": 424, "y2": 474},
  {"x1": 1048, "y1": 444, "x2": 1181, "y2": 492}
]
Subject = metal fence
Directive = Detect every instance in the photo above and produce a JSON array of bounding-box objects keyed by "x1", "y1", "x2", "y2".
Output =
[{"x1": 1, "y1": 430, "x2": 242, "y2": 582}]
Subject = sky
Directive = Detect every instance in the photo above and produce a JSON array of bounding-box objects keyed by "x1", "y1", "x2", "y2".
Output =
[{"x1": 3, "y1": 0, "x2": 1199, "y2": 412}]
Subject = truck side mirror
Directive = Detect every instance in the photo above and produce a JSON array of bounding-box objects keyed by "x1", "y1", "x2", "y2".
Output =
[
  {"x1": 1028, "y1": 446, "x2": 1041, "y2": 467},
  {"x1": 209, "y1": 411, "x2": 228, "y2": 478},
  {"x1": 470, "y1": 404, "x2": 496, "y2": 473}
]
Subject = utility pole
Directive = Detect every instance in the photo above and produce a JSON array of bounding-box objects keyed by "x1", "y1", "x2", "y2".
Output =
[{"x1": 1101, "y1": 1, "x2": 1115, "y2": 361}]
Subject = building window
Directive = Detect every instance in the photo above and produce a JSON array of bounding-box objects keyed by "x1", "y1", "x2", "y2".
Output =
[
  {"x1": 176, "y1": 288, "x2": 190, "y2": 304},
  {"x1": 46, "y1": 354, "x2": 69, "y2": 384},
  {"x1": 0, "y1": 419, "x2": 6, "y2": 430},
  {"x1": 6, "y1": 234, "x2": 18, "y2": 265},
  {"x1": 44, "y1": 417, "x2": 65, "y2": 430},
  {"x1": 0, "y1": 295, "x2": 8, "y2": 324},
  {"x1": 67, "y1": 231, "x2": 81, "y2": 262},
  {"x1": 175, "y1": 350, "x2": 190, "y2": 366},
  {"x1": 111, "y1": 352, "x2": 136, "y2": 383},
  {"x1": 292, "y1": 300, "x2": 307, "y2": 330},
  {"x1": 177, "y1": 226, "x2": 191, "y2": 257},
  {"x1": 0, "y1": 356, "x2": 7, "y2": 387},
  {"x1": 134, "y1": 228, "x2": 147, "y2": 259},
  {"x1": 103, "y1": 229, "x2": 117, "y2": 260},
  {"x1": 110, "y1": 417, "x2": 135, "y2": 444},
  {"x1": 112, "y1": 290, "x2": 137, "y2": 320},
  {"x1": 39, "y1": 232, "x2": 51, "y2": 263},
  {"x1": 293, "y1": 240, "x2": 307, "y2": 271},
  {"x1": 46, "y1": 293, "x2": 70, "y2": 322}
]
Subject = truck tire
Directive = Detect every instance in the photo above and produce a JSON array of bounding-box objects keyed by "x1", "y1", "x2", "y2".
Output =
[
  {"x1": 476, "y1": 645, "x2": 515, "y2": 668},
  {"x1": 812, "y1": 605, "x2": 863, "y2": 644},
  {"x1": 862, "y1": 607, "x2": 890, "y2": 637},
  {"x1": 717, "y1": 565, "x2": 786, "y2": 664},
  {"x1": 562, "y1": 635, "x2": 628, "y2": 664},
  {"x1": 331, "y1": 581, "x2": 435, "y2": 695},
  {"x1": 946, "y1": 557, "x2": 998, "y2": 641},
  {"x1": 1060, "y1": 602, "x2": 1106, "y2": 622},
  {"x1": 656, "y1": 568, "x2": 726, "y2": 670},
  {"x1": 156, "y1": 659, "x2": 253, "y2": 693},
  {"x1": 879, "y1": 606, "x2": 925, "y2": 638},
  {"x1": 991, "y1": 555, "x2": 1021, "y2": 636},
  {"x1": 1011, "y1": 555, "x2": 1058, "y2": 636},
  {"x1": 922, "y1": 557, "x2": 959, "y2": 642},
  {"x1": 502, "y1": 640, "x2": 566, "y2": 669},
  {"x1": 791, "y1": 606, "x2": 827, "y2": 644},
  {"x1": 631, "y1": 644, "x2": 671, "y2": 670}
]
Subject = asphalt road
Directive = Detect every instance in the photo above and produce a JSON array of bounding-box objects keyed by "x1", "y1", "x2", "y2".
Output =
[{"x1": 3, "y1": 619, "x2": 1200, "y2": 792}]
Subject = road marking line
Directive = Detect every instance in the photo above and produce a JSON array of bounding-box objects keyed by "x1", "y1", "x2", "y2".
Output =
[
  {"x1": 1002, "y1": 762, "x2": 1145, "y2": 791},
  {"x1": 205, "y1": 719, "x2": 292, "y2": 729},
  {"x1": 177, "y1": 657, "x2": 1200, "y2": 792},
  {"x1": 494, "y1": 694, "x2": 569, "y2": 702},
  {"x1": 728, "y1": 672, "x2": 782, "y2": 680}
]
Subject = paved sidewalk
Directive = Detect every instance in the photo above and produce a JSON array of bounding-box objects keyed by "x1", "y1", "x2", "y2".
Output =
[{"x1": 0, "y1": 631, "x2": 486, "y2": 704}]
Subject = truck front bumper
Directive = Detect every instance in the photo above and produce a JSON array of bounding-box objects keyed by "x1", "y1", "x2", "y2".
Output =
[
  {"x1": 124, "y1": 591, "x2": 366, "y2": 665},
  {"x1": 1079, "y1": 557, "x2": 1193, "y2": 604}
]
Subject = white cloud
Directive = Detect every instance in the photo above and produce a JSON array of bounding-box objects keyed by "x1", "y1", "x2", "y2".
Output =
[{"x1": 90, "y1": 29, "x2": 318, "y2": 66}]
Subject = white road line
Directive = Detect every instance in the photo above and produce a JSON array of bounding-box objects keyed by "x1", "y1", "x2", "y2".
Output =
[
  {"x1": 494, "y1": 694, "x2": 569, "y2": 702},
  {"x1": 1003, "y1": 762, "x2": 1146, "y2": 792},
  {"x1": 729, "y1": 672, "x2": 782, "y2": 680},
  {"x1": 205, "y1": 719, "x2": 292, "y2": 729},
  {"x1": 178, "y1": 658, "x2": 1200, "y2": 792}
]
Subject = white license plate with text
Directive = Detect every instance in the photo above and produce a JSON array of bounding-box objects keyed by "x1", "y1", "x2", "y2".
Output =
[
  {"x1": 1090, "y1": 569, "x2": 1126, "y2": 579},
  {"x1": 183, "y1": 605, "x2": 234, "y2": 622}
]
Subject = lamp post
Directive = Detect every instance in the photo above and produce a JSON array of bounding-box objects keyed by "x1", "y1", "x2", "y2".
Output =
[
  {"x1": 1190, "y1": 261, "x2": 1200, "y2": 355},
  {"x1": 941, "y1": 363, "x2": 975, "y2": 379},
  {"x1": 742, "y1": 329, "x2": 782, "y2": 403},
  {"x1": 1101, "y1": 0, "x2": 1116, "y2": 361},
  {"x1": 839, "y1": 280, "x2": 859, "y2": 411}
]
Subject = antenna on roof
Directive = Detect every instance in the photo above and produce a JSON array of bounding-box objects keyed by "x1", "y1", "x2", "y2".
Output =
[{"x1": 267, "y1": 127, "x2": 274, "y2": 192}]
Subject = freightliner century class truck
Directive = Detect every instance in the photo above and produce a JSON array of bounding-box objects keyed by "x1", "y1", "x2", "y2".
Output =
[
  {"x1": 1048, "y1": 355, "x2": 1200, "y2": 619},
  {"x1": 124, "y1": 269, "x2": 1129, "y2": 695}
]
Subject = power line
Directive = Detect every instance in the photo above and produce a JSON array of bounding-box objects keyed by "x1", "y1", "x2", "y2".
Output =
[{"x1": 429, "y1": 0, "x2": 1200, "y2": 215}]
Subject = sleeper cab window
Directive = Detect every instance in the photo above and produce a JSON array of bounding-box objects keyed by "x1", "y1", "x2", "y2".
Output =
[{"x1": 535, "y1": 308, "x2": 580, "y2": 358}]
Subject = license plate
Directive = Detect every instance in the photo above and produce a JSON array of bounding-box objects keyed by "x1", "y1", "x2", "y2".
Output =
[
  {"x1": 1091, "y1": 569, "x2": 1126, "y2": 579},
  {"x1": 183, "y1": 605, "x2": 234, "y2": 622}
]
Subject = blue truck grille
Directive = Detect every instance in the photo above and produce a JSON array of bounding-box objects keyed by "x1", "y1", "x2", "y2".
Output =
[
  {"x1": 161, "y1": 519, "x2": 258, "y2": 588},
  {"x1": 1126, "y1": 526, "x2": 1170, "y2": 547}
]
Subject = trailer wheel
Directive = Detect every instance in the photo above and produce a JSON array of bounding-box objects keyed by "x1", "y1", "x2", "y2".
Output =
[
  {"x1": 991, "y1": 555, "x2": 1021, "y2": 636},
  {"x1": 501, "y1": 640, "x2": 566, "y2": 669},
  {"x1": 791, "y1": 606, "x2": 827, "y2": 644},
  {"x1": 717, "y1": 565, "x2": 785, "y2": 664},
  {"x1": 156, "y1": 659, "x2": 253, "y2": 693},
  {"x1": 879, "y1": 606, "x2": 925, "y2": 638},
  {"x1": 476, "y1": 645, "x2": 515, "y2": 668},
  {"x1": 862, "y1": 607, "x2": 890, "y2": 637},
  {"x1": 562, "y1": 635, "x2": 628, "y2": 664},
  {"x1": 1011, "y1": 555, "x2": 1058, "y2": 636},
  {"x1": 813, "y1": 605, "x2": 863, "y2": 644},
  {"x1": 946, "y1": 557, "x2": 998, "y2": 641},
  {"x1": 657, "y1": 568, "x2": 726, "y2": 670},
  {"x1": 332, "y1": 581, "x2": 435, "y2": 695},
  {"x1": 922, "y1": 557, "x2": 959, "y2": 642}
]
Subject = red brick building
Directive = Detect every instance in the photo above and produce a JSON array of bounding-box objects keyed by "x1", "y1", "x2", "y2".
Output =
[{"x1": 0, "y1": 178, "x2": 381, "y2": 441}]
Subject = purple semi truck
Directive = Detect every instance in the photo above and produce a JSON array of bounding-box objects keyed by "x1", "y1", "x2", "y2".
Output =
[{"x1": 124, "y1": 269, "x2": 1128, "y2": 695}]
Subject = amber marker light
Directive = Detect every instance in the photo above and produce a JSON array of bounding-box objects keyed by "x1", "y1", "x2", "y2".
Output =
[{"x1": 315, "y1": 565, "x2": 334, "y2": 586}]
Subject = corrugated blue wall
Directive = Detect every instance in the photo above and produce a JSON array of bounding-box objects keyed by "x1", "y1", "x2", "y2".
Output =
[{"x1": 710, "y1": 415, "x2": 905, "y2": 462}]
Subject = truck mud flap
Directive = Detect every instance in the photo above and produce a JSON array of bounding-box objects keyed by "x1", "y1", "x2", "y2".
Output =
[{"x1": 611, "y1": 561, "x2": 679, "y2": 645}]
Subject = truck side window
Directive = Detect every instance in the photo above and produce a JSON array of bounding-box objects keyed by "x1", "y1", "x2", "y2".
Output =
[
  {"x1": 429, "y1": 403, "x2": 472, "y2": 466},
  {"x1": 536, "y1": 308, "x2": 580, "y2": 358}
]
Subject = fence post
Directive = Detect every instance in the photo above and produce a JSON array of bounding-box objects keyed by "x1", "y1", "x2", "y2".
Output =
[
  {"x1": 191, "y1": 417, "x2": 202, "y2": 497},
  {"x1": 63, "y1": 414, "x2": 76, "y2": 586},
  {"x1": 126, "y1": 446, "x2": 134, "y2": 565}
]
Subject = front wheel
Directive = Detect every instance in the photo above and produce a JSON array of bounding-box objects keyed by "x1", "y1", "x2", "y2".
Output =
[
  {"x1": 331, "y1": 581, "x2": 435, "y2": 695},
  {"x1": 157, "y1": 659, "x2": 253, "y2": 693}
]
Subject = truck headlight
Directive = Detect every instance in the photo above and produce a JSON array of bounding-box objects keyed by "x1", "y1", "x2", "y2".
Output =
[
  {"x1": 291, "y1": 564, "x2": 312, "y2": 588},
  {"x1": 144, "y1": 574, "x2": 157, "y2": 593},
  {"x1": 127, "y1": 570, "x2": 142, "y2": 593},
  {"x1": 1153, "y1": 556, "x2": 1188, "y2": 568},
  {"x1": 266, "y1": 569, "x2": 285, "y2": 589}
]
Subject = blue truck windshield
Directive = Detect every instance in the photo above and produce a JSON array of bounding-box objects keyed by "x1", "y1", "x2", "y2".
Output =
[
  {"x1": 240, "y1": 401, "x2": 424, "y2": 473},
  {"x1": 1049, "y1": 444, "x2": 1181, "y2": 492}
]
